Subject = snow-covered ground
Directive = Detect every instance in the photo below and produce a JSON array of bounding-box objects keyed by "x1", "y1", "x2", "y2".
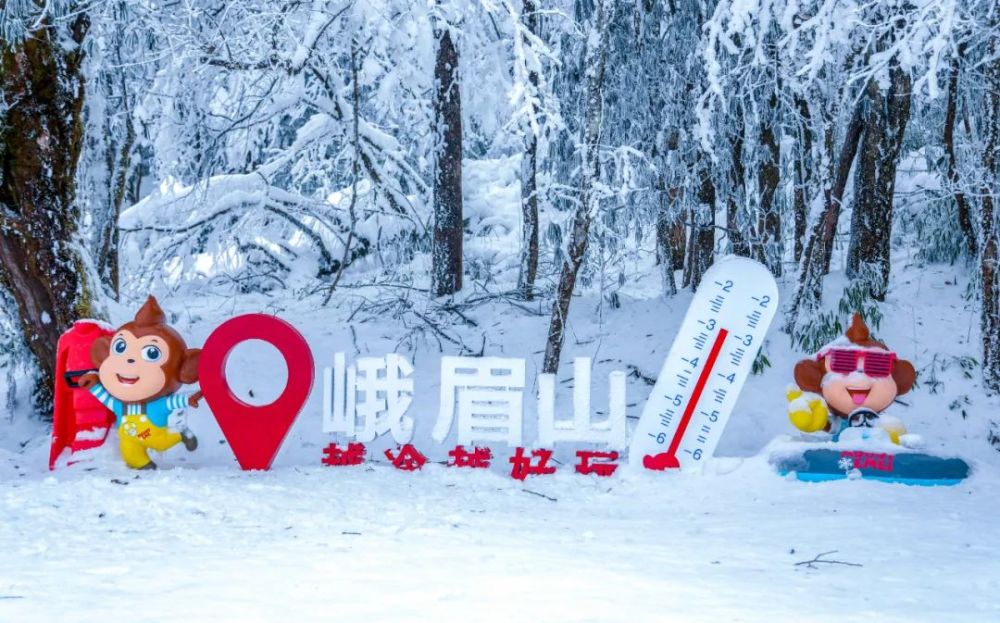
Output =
[
  {"x1": 2, "y1": 254, "x2": 999, "y2": 622},
  {"x1": 2, "y1": 456, "x2": 999, "y2": 623}
]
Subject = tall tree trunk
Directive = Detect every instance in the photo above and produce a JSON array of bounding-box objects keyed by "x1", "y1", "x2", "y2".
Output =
[
  {"x1": 786, "y1": 94, "x2": 866, "y2": 330},
  {"x1": 0, "y1": 12, "x2": 100, "y2": 408},
  {"x1": 847, "y1": 67, "x2": 912, "y2": 301},
  {"x1": 981, "y1": 28, "x2": 1000, "y2": 394},
  {"x1": 655, "y1": 184, "x2": 679, "y2": 297},
  {"x1": 517, "y1": 0, "x2": 540, "y2": 300},
  {"x1": 683, "y1": 158, "x2": 716, "y2": 291},
  {"x1": 819, "y1": 97, "x2": 866, "y2": 274},
  {"x1": 96, "y1": 112, "x2": 135, "y2": 300},
  {"x1": 89, "y1": 35, "x2": 137, "y2": 301},
  {"x1": 944, "y1": 45, "x2": 977, "y2": 259},
  {"x1": 656, "y1": 190, "x2": 686, "y2": 279},
  {"x1": 431, "y1": 27, "x2": 463, "y2": 297},
  {"x1": 792, "y1": 97, "x2": 813, "y2": 263},
  {"x1": 756, "y1": 87, "x2": 782, "y2": 276},
  {"x1": 542, "y1": 0, "x2": 609, "y2": 374},
  {"x1": 726, "y1": 115, "x2": 749, "y2": 257},
  {"x1": 670, "y1": 218, "x2": 686, "y2": 270}
]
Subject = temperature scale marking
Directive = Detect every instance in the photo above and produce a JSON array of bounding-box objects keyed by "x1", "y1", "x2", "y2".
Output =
[{"x1": 643, "y1": 329, "x2": 728, "y2": 470}]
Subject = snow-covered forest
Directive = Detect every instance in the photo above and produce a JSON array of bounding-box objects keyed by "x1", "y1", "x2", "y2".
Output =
[
  {"x1": 2, "y1": 0, "x2": 999, "y2": 415},
  {"x1": 3, "y1": 1, "x2": 1000, "y2": 621}
]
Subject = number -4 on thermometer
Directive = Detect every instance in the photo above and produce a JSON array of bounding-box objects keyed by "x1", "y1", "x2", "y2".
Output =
[{"x1": 629, "y1": 256, "x2": 779, "y2": 471}]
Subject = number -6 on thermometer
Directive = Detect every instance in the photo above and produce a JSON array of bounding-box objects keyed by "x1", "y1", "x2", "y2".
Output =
[{"x1": 629, "y1": 256, "x2": 778, "y2": 470}]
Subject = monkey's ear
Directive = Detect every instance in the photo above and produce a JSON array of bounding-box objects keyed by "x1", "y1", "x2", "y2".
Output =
[
  {"x1": 893, "y1": 359, "x2": 916, "y2": 395},
  {"x1": 90, "y1": 336, "x2": 112, "y2": 367},
  {"x1": 794, "y1": 359, "x2": 825, "y2": 392},
  {"x1": 179, "y1": 348, "x2": 201, "y2": 384}
]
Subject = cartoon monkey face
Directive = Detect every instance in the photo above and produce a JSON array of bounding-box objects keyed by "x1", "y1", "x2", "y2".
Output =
[
  {"x1": 91, "y1": 296, "x2": 200, "y2": 404},
  {"x1": 816, "y1": 351, "x2": 904, "y2": 415},
  {"x1": 793, "y1": 314, "x2": 915, "y2": 420},
  {"x1": 97, "y1": 329, "x2": 173, "y2": 403}
]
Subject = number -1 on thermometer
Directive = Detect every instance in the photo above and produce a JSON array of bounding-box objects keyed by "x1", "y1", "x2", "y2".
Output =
[{"x1": 628, "y1": 257, "x2": 779, "y2": 470}]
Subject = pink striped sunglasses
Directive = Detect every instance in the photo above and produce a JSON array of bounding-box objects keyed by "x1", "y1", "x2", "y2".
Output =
[{"x1": 819, "y1": 348, "x2": 897, "y2": 378}]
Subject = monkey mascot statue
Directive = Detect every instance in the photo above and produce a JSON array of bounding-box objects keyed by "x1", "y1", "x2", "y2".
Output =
[
  {"x1": 79, "y1": 296, "x2": 202, "y2": 469},
  {"x1": 787, "y1": 313, "x2": 917, "y2": 445}
]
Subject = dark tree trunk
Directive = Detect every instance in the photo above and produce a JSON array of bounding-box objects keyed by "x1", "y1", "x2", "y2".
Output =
[
  {"x1": 543, "y1": 0, "x2": 609, "y2": 374},
  {"x1": 0, "y1": 13, "x2": 99, "y2": 409},
  {"x1": 726, "y1": 116, "x2": 749, "y2": 257},
  {"x1": 655, "y1": 186, "x2": 686, "y2": 273},
  {"x1": 786, "y1": 93, "x2": 866, "y2": 329},
  {"x1": 517, "y1": 0, "x2": 540, "y2": 300},
  {"x1": 944, "y1": 46, "x2": 977, "y2": 259},
  {"x1": 981, "y1": 31, "x2": 1000, "y2": 394},
  {"x1": 792, "y1": 97, "x2": 813, "y2": 263},
  {"x1": 683, "y1": 159, "x2": 716, "y2": 291},
  {"x1": 847, "y1": 67, "x2": 912, "y2": 301},
  {"x1": 518, "y1": 146, "x2": 539, "y2": 299},
  {"x1": 96, "y1": 113, "x2": 136, "y2": 300},
  {"x1": 670, "y1": 218, "x2": 686, "y2": 271},
  {"x1": 820, "y1": 97, "x2": 866, "y2": 274},
  {"x1": 755, "y1": 88, "x2": 782, "y2": 275},
  {"x1": 90, "y1": 37, "x2": 137, "y2": 301},
  {"x1": 655, "y1": 185, "x2": 679, "y2": 296},
  {"x1": 431, "y1": 27, "x2": 463, "y2": 297}
]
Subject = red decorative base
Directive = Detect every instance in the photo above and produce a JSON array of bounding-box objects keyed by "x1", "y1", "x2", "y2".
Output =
[{"x1": 643, "y1": 452, "x2": 680, "y2": 471}]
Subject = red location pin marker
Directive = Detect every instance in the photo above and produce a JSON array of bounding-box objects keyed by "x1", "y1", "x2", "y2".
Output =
[{"x1": 199, "y1": 314, "x2": 314, "y2": 470}]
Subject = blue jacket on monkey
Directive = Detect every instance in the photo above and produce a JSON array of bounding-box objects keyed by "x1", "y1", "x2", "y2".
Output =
[{"x1": 79, "y1": 296, "x2": 202, "y2": 469}]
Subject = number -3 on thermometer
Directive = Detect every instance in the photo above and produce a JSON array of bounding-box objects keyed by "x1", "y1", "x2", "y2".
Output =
[{"x1": 628, "y1": 257, "x2": 779, "y2": 471}]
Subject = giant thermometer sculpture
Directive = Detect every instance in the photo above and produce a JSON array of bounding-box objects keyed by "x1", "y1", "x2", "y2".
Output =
[{"x1": 629, "y1": 257, "x2": 779, "y2": 470}]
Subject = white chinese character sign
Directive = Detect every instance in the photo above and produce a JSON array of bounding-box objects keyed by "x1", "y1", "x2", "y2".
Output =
[
  {"x1": 435, "y1": 356, "x2": 526, "y2": 446},
  {"x1": 322, "y1": 352, "x2": 414, "y2": 443},
  {"x1": 313, "y1": 348, "x2": 637, "y2": 478},
  {"x1": 537, "y1": 357, "x2": 627, "y2": 449}
]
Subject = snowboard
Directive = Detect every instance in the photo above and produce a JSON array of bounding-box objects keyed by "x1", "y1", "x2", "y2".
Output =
[{"x1": 773, "y1": 447, "x2": 971, "y2": 486}]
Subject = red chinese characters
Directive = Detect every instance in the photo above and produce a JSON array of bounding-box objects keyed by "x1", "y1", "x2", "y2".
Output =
[
  {"x1": 448, "y1": 445, "x2": 492, "y2": 468},
  {"x1": 575, "y1": 450, "x2": 619, "y2": 476},
  {"x1": 320, "y1": 440, "x2": 624, "y2": 479},
  {"x1": 385, "y1": 444, "x2": 428, "y2": 471},
  {"x1": 322, "y1": 442, "x2": 367, "y2": 466},
  {"x1": 509, "y1": 448, "x2": 556, "y2": 481}
]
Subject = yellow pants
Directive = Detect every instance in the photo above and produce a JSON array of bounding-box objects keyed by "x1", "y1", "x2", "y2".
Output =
[{"x1": 119, "y1": 414, "x2": 182, "y2": 469}]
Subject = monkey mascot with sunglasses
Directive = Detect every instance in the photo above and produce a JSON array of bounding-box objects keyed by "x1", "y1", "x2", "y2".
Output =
[{"x1": 787, "y1": 313, "x2": 916, "y2": 444}]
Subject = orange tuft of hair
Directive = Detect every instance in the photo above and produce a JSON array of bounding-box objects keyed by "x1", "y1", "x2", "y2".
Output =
[
  {"x1": 133, "y1": 296, "x2": 167, "y2": 327},
  {"x1": 845, "y1": 312, "x2": 886, "y2": 349}
]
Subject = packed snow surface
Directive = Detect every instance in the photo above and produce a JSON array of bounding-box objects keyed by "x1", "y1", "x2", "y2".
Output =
[{"x1": 1, "y1": 456, "x2": 998, "y2": 622}]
